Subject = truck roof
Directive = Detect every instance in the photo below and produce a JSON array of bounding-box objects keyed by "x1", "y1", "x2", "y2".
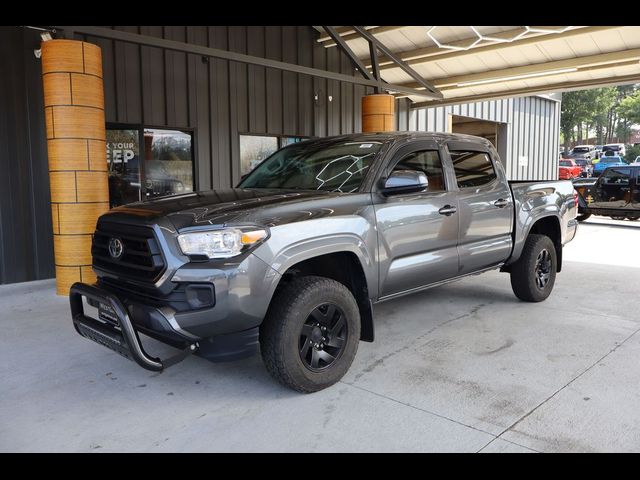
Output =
[{"x1": 293, "y1": 131, "x2": 494, "y2": 148}]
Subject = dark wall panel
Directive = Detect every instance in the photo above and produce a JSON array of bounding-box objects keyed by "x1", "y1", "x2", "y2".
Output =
[
  {"x1": 0, "y1": 27, "x2": 55, "y2": 284},
  {"x1": 2, "y1": 25, "x2": 379, "y2": 284}
]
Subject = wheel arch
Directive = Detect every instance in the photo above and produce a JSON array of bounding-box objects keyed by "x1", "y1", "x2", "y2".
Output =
[
  {"x1": 268, "y1": 251, "x2": 375, "y2": 342},
  {"x1": 506, "y1": 215, "x2": 563, "y2": 273}
]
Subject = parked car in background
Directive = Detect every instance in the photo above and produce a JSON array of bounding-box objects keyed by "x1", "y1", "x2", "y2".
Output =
[
  {"x1": 565, "y1": 145, "x2": 594, "y2": 161},
  {"x1": 593, "y1": 155, "x2": 626, "y2": 176},
  {"x1": 559, "y1": 159, "x2": 582, "y2": 179},
  {"x1": 594, "y1": 145, "x2": 603, "y2": 157},
  {"x1": 574, "y1": 165, "x2": 640, "y2": 221},
  {"x1": 574, "y1": 159, "x2": 593, "y2": 177},
  {"x1": 602, "y1": 143, "x2": 626, "y2": 158}
]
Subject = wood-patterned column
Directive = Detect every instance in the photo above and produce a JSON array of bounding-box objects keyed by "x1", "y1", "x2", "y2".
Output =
[
  {"x1": 41, "y1": 39, "x2": 109, "y2": 295},
  {"x1": 362, "y1": 94, "x2": 396, "y2": 132}
]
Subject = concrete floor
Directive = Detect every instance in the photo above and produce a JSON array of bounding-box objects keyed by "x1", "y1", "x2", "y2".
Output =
[{"x1": 1, "y1": 216, "x2": 639, "y2": 452}]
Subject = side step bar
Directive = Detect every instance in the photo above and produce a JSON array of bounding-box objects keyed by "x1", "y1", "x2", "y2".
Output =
[{"x1": 69, "y1": 282, "x2": 196, "y2": 372}]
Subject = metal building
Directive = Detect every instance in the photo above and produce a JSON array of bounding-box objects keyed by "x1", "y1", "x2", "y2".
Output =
[{"x1": 401, "y1": 94, "x2": 561, "y2": 181}]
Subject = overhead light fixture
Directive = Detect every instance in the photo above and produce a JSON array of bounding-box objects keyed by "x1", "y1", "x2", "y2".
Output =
[
  {"x1": 428, "y1": 26, "x2": 574, "y2": 52},
  {"x1": 427, "y1": 26, "x2": 482, "y2": 51},
  {"x1": 456, "y1": 67, "x2": 578, "y2": 87}
]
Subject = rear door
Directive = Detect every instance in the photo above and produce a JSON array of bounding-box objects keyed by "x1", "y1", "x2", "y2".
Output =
[
  {"x1": 445, "y1": 141, "x2": 514, "y2": 274},
  {"x1": 374, "y1": 141, "x2": 459, "y2": 297}
]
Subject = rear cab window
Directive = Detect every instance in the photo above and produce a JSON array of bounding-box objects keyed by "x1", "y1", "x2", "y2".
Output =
[{"x1": 449, "y1": 150, "x2": 497, "y2": 188}]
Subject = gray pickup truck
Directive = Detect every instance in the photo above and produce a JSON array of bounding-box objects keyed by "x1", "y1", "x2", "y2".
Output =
[{"x1": 70, "y1": 132, "x2": 578, "y2": 392}]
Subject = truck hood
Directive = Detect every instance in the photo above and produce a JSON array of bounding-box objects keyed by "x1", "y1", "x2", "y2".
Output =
[{"x1": 101, "y1": 188, "x2": 359, "y2": 231}]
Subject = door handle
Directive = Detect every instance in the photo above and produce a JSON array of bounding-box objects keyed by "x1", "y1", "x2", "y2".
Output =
[
  {"x1": 438, "y1": 205, "x2": 457, "y2": 216},
  {"x1": 494, "y1": 198, "x2": 509, "y2": 208}
]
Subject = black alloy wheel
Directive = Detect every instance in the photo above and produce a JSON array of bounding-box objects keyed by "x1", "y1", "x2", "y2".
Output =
[
  {"x1": 299, "y1": 303, "x2": 347, "y2": 372},
  {"x1": 534, "y1": 249, "x2": 552, "y2": 290}
]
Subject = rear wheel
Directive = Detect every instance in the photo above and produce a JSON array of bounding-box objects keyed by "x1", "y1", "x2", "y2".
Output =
[
  {"x1": 611, "y1": 215, "x2": 626, "y2": 221},
  {"x1": 627, "y1": 216, "x2": 639, "y2": 221},
  {"x1": 259, "y1": 276, "x2": 360, "y2": 393},
  {"x1": 577, "y1": 212, "x2": 591, "y2": 222},
  {"x1": 510, "y1": 234, "x2": 557, "y2": 302}
]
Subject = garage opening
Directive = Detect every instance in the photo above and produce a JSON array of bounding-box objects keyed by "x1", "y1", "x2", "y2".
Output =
[{"x1": 451, "y1": 114, "x2": 508, "y2": 167}]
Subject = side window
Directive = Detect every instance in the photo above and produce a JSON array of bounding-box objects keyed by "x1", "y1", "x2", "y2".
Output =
[
  {"x1": 450, "y1": 150, "x2": 497, "y2": 188},
  {"x1": 392, "y1": 150, "x2": 445, "y2": 192},
  {"x1": 601, "y1": 168, "x2": 630, "y2": 185}
]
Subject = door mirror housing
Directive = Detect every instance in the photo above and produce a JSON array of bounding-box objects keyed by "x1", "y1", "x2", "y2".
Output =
[{"x1": 381, "y1": 170, "x2": 429, "y2": 195}]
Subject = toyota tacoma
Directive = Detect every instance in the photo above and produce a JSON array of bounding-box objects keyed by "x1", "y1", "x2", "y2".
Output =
[{"x1": 70, "y1": 132, "x2": 578, "y2": 392}]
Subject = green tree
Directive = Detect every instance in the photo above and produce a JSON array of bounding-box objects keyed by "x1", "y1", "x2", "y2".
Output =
[{"x1": 617, "y1": 91, "x2": 640, "y2": 125}]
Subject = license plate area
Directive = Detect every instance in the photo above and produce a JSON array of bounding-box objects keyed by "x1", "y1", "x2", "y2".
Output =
[{"x1": 98, "y1": 302, "x2": 119, "y2": 326}]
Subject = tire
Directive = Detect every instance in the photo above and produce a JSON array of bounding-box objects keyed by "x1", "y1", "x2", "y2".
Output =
[
  {"x1": 627, "y1": 216, "x2": 639, "y2": 221},
  {"x1": 510, "y1": 234, "x2": 557, "y2": 302},
  {"x1": 577, "y1": 212, "x2": 591, "y2": 222},
  {"x1": 259, "y1": 276, "x2": 361, "y2": 393},
  {"x1": 611, "y1": 215, "x2": 626, "y2": 221}
]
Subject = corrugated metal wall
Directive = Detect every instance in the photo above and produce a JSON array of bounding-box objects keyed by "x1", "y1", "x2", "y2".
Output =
[
  {"x1": 78, "y1": 26, "x2": 377, "y2": 189},
  {"x1": 1, "y1": 25, "x2": 380, "y2": 284},
  {"x1": 0, "y1": 27, "x2": 55, "y2": 284},
  {"x1": 405, "y1": 96, "x2": 561, "y2": 180}
]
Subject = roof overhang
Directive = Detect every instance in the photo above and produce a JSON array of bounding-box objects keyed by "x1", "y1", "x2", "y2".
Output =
[{"x1": 317, "y1": 26, "x2": 640, "y2": 107}]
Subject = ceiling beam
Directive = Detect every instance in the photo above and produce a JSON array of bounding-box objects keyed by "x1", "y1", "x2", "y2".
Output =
[
  {"x1": 395, "y1": 48, "x2": 640, "y2": 91},
  {"x1": 410, "y1": 73, "x2": 640, "y2": 109},
  {"x1": 317, "y1": 26, "x2": 405, "y2": 47},
  {"x1": 352, "y1": 26, "x2": 443, "y2": 99},
  {"x1": 55, "y1": 25, "x2": 438, "y2": 99},
  {"x1": 370, "y1": 26, "x2": 619, "y2": 71},
  {"x1": 322, "y1": 26, "x2": 377, "y2": 83}
]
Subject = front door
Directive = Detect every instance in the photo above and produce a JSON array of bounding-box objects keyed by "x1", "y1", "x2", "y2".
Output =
[
  {"x1": 374, "y1": 142, "x2": 459, "y2": 298},
  {"x1": 445, "y1": 142, "x2": 513, "y2": 274}
]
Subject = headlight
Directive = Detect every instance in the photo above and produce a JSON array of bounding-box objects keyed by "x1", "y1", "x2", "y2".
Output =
[{"x1": 177, "y1": 228, "x2": 268, "y2": 259}]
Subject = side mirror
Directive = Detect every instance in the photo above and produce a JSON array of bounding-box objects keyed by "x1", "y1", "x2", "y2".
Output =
[{"x1": 381, "y1": 170, "x2": 428, "y2": 195}]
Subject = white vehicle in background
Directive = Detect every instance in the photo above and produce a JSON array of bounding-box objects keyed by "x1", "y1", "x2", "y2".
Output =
[{"x1": 602, "y1": 143, "x2": 626, "y2": 157}]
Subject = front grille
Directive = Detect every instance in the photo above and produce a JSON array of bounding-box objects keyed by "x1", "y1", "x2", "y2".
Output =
[
  {"x1": 99, "y1": 278, "x2": 214, "y2": 312},
  {"x1": 92, "y1": 221, "x2": 166, "y2": 283}
]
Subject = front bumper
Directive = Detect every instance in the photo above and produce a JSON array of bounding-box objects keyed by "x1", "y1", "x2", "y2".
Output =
[
  {"x1": 70, "y1": 282, "x2": 263, "y2": 370},
  {"x1": 70, "y1": 283, "x2": 197, "y2": 371}
]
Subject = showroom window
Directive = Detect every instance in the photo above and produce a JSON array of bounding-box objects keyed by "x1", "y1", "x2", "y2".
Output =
[
  {"x1": 240, "y1": 134, "x2": 309, "y2": 177},
  {"x1": 106, "y1": 125, "x2": 194, "y2": 207}
]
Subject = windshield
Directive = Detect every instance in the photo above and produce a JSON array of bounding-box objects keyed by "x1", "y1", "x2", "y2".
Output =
[
  {"x1": 560, "y1": 160, "x2": 572, "y2": 166},
  {"x1": 575, "y1": 160, "x2": 587, "y2": 166},
  {"x1": 572, "y1": 147, "x2": 589, "y2": 153},
  {"x1": 238, "y1": 140, "x2": 383, "y2": 192},
  {"x1": 603, "y1": 145, "x2": 620, "y2": 151}
]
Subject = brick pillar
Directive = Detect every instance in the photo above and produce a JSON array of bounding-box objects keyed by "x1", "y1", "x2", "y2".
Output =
[
  {"x1": 41, "y1": 39, "x2": 109, "y2": 295},
  {"x1": 361, "y1": 94, "x2": 395, "y2": 132}
]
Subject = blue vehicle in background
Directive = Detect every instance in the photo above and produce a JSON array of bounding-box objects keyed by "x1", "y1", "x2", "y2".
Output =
[{"x1": 593, "y1": 155, "x2": 626, "y2": 176}]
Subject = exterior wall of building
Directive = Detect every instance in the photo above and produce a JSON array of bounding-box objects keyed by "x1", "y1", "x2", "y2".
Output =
[
  {"x1": 0, "y1": 27, "x2": 54, "y2": 285},
  {"x1": 405, "y1": 96, "x2": 561, "y2": 181},
  {"x1": 0, "y1": 25, "x2": 383, "y2": 285}
]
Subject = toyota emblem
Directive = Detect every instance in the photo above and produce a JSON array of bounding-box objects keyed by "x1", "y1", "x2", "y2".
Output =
[{"x1": 108, "y1": 237, "x2": 124, "y2": 259}]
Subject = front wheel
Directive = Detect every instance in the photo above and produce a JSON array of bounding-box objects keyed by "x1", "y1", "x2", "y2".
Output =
[
  {"x1": 259, "y1": 276, "x2": 361, "y2": 393},
  {"x1": 510, "y1": 234, "x2": 557, "y2": 302},
  {"x1": 611, "y1": 215, "x2": 626, "y2": 221}
]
